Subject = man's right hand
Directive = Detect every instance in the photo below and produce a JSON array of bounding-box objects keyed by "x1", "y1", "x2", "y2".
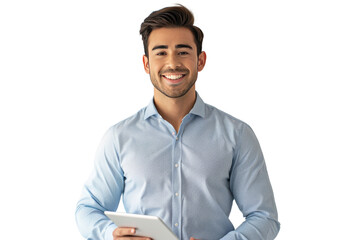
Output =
[{"x1": 112, "y1": 227, "x2": 152, "y2": 240}]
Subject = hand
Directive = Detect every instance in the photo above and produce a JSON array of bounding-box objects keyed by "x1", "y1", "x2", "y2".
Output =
[
  {"x1": 190, "y1": 237, "x2": 200, "y2": 240},
  {"x1": 112, "y1": 227, "x2": 152, "y2": 240}
]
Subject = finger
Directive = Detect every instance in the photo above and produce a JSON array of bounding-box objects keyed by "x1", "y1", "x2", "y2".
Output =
[
  {"x1": 113, "y1": 227, "x2": 136, "y2": 237},
  {"x1": 115, "y1": 237, "x2": 151, "y2": 240}
]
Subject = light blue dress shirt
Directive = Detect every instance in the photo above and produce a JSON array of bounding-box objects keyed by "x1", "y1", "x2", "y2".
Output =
[{"x1": 75, "y1": 93, "x2": 280, "y2": 240}]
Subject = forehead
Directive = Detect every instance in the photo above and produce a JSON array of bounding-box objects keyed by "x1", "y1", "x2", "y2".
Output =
[{"x1": 148, "y1": 27, "x2": 196, "y2": 48}]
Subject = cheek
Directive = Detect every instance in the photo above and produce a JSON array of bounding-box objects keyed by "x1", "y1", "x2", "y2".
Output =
[
  {"x1": 149, "y1": 60, "x2": 162, "y2": 73},
  {"x1": 187, "y1": 62, "x2": 198, "y2": 73},
  {"x1": 186, "y1": 58, "x2": 198, "y2": 68}
]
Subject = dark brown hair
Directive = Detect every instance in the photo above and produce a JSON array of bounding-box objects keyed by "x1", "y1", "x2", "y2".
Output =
[{"x1": 140, "y1": 5, "x2": 204, "y2": 57}]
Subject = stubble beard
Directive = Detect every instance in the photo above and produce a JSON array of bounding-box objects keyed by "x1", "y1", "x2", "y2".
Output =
[{"x1": 150, "y1": 70, "x2": 197, "y2": 99}]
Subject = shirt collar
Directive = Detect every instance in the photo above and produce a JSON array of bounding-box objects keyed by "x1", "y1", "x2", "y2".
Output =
[
  {"x1": 144, "y1": 98, "x2": 159, "y2": 120},
  {"x1": 144, "y1": 92, "x2": 206, "y2": 120},
  {"x1": 189, "y1": 92, "x2": 206, "y2": 118}
]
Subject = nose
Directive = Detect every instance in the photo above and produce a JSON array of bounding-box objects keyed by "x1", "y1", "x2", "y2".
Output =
[{"x1": 166, "y1": 52, "x2": 181, "y2": 69}]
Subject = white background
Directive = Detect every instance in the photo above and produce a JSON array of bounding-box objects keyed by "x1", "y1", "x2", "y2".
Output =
[{"x1": 1, "y1": 0, "x2": 359, "y2": 239}]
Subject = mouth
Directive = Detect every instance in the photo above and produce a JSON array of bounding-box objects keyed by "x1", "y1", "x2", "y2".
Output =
[{"x1": 161, "y1": 74, "x2": 186, "y2": 84}]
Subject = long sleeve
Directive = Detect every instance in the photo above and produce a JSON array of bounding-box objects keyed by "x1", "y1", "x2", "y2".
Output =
[
  {"x1": 75, "y1": 95, "x2": 281, "y2": 240},
  {"x1": 220, "y1": 124, "x2": 280, "y2": 240},
  {"x1": 75, "y1": 126, "x2": 124, "y2": 240}
]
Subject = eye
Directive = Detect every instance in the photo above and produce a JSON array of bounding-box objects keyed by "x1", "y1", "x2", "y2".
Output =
[
  {"x1": 178, "y1": 52, "x2": 189, "y2": 55},
  {"x1": 156, "y1": 52, "x2": 166, "y2": 56}
]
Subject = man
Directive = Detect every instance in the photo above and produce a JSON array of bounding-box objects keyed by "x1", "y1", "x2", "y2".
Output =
[{"x1": 75, "y1": 5, "x2": 280, "y2": 240}]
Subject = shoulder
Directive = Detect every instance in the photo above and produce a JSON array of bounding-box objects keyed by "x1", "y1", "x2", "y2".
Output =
[
  {"x1": 108, "y1": 106, "x2": 147, "y2": 136},
  {"x1": 204, "y1": 104, "x2": 263, "y2": 160},
  {"x1": 201, "y1": 103, "x2": 259, "y2": 149},
  {"x1": 204, "y1": 103, "x2": 252, "y2": 132}
]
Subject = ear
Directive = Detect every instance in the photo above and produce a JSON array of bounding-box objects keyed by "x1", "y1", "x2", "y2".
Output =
[
  {"x1": 197, "y1": 51, "x2": 207, "y2": 72},
  {"x1": 143, "y1": 55, "x2": 150, "y2": 74}
]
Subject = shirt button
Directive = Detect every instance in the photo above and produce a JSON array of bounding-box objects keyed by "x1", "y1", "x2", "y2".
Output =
[
  {"x1": 175, "y1": 192, "x2": 179, "y2": 196},
  {"x1": 175, "y1": 163, "x2": 179, "y2": 168},
  {"x1": 172, "y1": 132, "x2": 175, "y2": 135},
  {"x1": 175, "y1": 223, "x2": 179, "y2": 227}
]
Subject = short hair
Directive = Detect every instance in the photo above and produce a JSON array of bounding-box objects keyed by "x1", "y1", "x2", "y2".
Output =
[{"x1": 140, "y1": 5, "x2": 204, "y2": 57}]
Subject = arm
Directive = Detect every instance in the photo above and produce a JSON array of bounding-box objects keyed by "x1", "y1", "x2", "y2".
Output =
[
  {"x1": 75, "y1": 126, "x2": 124, "y2": 240},
  {"x1": 220, "y1": 124, "x2": 280, "y2": 240}
]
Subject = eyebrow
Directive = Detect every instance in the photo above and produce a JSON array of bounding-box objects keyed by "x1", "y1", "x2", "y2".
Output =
[
  {"x1": 152, "y1": 44, "x2": 193, "y2": 51},
  {"x1": 176, "y1": 44, "x2": 193, "y2": 50}
]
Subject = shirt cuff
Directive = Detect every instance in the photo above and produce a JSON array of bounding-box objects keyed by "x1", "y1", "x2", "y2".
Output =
[
  {"x1": 105, "y1": 223, "x2": 117, "y2": 240},
  {"x1": 219, "y1": 230, "x2": 248, "y2": 240}
]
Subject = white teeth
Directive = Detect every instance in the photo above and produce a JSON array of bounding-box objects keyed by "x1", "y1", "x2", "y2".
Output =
[{"x1": 163, "y1": 74, "x2": 184, "y2": 80}]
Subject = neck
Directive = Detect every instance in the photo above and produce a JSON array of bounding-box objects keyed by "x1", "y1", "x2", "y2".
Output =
[{"x1": 153, "y1": 89, "x2": 196, "y2": 132}]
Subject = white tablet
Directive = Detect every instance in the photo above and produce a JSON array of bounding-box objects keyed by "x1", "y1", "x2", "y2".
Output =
[{"x1": 105, "y1": 211, "x2": 178, "y2": 240}]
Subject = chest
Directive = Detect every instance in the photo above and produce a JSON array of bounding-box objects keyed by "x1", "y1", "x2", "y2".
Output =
[{"x1": 119, "y1": 129, "x2": 234, "y2": 184}]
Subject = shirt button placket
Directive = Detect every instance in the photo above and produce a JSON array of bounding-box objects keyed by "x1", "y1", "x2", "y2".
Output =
[{"x1": 171, "y1": 131, "x2": 182, "y2": 239}]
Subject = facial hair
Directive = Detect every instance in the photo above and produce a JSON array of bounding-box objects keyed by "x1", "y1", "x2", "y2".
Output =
[{"x1": 150, "y1": 66, "x2": 197, "y2": 98}]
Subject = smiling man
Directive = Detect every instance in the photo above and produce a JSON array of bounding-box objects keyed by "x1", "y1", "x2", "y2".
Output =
[
  {"x1": 145, "y1": 28, "x2": 204, "y2": 98},
  {"x1": 76, "y1": 5, "x2": 280, "y2": 240},
  {"x1": 143, "y1": 26, "x2": 206, "y2": 133}
]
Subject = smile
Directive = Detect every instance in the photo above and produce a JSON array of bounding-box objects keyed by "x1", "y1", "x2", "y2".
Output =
[{"x1": 162, "y1": 74, "x2": 186, "y2": 80}]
